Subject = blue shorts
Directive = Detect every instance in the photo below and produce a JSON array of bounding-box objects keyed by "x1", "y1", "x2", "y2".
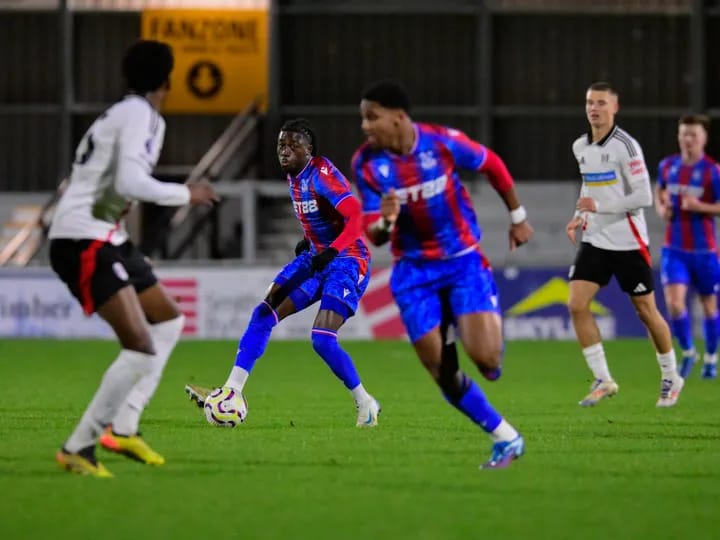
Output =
[
  {"x1": 390, "y1": 250, "x2": 500, "y2": 343},
  {"x1": 275, "y1": 252, "x2": 369, "y2": 318},
  {"x1": 660, "y1": 248, "x2": 720, "y2": 296}
]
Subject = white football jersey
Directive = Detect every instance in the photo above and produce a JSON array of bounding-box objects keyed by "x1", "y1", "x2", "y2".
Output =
[
  {"x1": 572, "y1": 126, "x2": 653, "y2": 251},
  {"x1": 49, "y1": 95, "x2": 190, "y2": 245}
]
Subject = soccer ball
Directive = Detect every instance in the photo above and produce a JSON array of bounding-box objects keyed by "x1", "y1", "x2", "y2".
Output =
[{"x1": 204, "y1": 386, "x2": 248, "y2": 427}]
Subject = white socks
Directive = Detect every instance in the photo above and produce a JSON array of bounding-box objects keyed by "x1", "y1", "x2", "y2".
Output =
[
  {"x1": 226, "y1": 365, "x2": 250, "y2": 393},
  {"x1": 351, "y1": 383, "x2": 372, "y2": 404},
  {"x1": 656, "y1": 349, "x2": 678, "y2": 379},
  {"x1": 490, "y1": 419, "x2": 520, "y2": 443},
  {"x1": 704, "y1": 353, "x2": 718, "y2": 366},
  {"x1": 112, "y1": 316, "x2": 184, "y2": 436},
  {"x1": 582, "y1": 342, "x2": 613, "y2": 382},
  {"x1": 64, "y1": 349, "x2": 152, "y2": 453}
]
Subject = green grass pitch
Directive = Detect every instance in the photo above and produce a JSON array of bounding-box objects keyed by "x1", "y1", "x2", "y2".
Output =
[{"x1": 0, "y1": 339, "x2": 718, "y2": 540}]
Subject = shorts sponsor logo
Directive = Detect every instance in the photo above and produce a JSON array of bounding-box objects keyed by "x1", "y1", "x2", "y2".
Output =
[{"x1": 112, "y1": 262, "x2": 129, "y2": 281}]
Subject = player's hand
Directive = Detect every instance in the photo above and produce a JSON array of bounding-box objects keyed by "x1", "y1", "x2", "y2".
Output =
[
  {"x1": 566, "y1": 216, "x2": 584, "y2": 246},
  {"x1": 681, "y1": 195, "x2": 702, "y2": 212},
  {"x1": 657, "y1": 204, "x2": 673, "y2": 221},
  {"x1": 310, "y1": 248, "x2": 338, "y2": 272},
  {"x1": 576, "y1": 197, "x2": 597, "y2": 213},
  {"x1": 380, "y1": 189, "x2": 400, "y2": 224},
  {"x1": 189, "y1": 181, "x2": 220, "y2": 207},
  {"x1": 509, "y1": 220, "x2": 533, "y2": 252},
  {"x1": 294, "y1": 238, "x2": 310, "y2": 256}
]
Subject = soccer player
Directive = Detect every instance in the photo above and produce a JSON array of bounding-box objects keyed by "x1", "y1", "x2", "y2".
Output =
[
  {"x1": 185, "y1": 119, "x2": 381, "y2": 426},
  {"x1": 49, "y1": 40, "x2": 219, "y2": 477},
  {"x1": 566, "y1": 81, "x2": 684, "y2": 408},
  {"x1": 352, "y1": 80, "x2": 533, "y2": 469},
  {"x1": 656, "y1": 114, "x2": 720, "y2": 380}
]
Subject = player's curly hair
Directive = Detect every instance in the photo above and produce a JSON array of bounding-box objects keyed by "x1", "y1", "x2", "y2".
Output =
[
  {"x1": 362, "y1": 80, "x2": 411, "y2": 113},
  {"x1": 281, "y1": 118, "x2": 318, "y2": 156},
  {"x1": 122, "y1": 40, "x2": 174, "y2": 94}
]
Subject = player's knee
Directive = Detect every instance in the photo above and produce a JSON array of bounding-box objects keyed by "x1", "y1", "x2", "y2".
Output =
[
  {"x1": 250, "y1": 302, "x2": 279, "y2": 330},
  {"x1": 634, "y1": 302, "x2": 657, "y2": 325},
  {"x1": 567, "y1": 297, "x2": 591, "y2": 317},
  {"x1": 311, "y1": 329, "x2": 337, "y2": 357},
  {"x1": 469, "y1": 346, "x2": 502, "y2": 371},
  {"x1": 666, "y1": 299, "x2": 686, "y2": 318}
]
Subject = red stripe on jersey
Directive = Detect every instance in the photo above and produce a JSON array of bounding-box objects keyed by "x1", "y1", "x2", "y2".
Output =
[
  {"x1": 702, "y1": 165, "x2": 717, "y2": 251},
  {"x1": 626, "y1": 214, "x2": 651, "y2": 266},
  {"x1": 78, "y1": 239, "x2": 105, "y2": 315},
  {"x1": 678, "y1": 166, "x2": 694, "y2": 250}
]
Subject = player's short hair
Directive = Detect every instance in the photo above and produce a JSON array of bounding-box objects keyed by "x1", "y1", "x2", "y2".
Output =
[
  {"x1": 679, "y1": 113, "x2": 710, "y2": 132},
  {"x1": 280, "y1": 118, "x2": 318, "y2": 156},
  {"x1": 122, "y1": 40, "x2": 174, "y2": 94},
  {"x1": 587, "y1": 81, "x2": 618, "y2": 97},
  {"x1": 362, "y1": 80, "x2": 411, "y2": 113}
]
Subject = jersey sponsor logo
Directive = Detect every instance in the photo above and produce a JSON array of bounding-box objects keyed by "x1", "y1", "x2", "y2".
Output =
[
  {"x1": 396, "y1": 174, "x2": 447, "y2": 204},
  {"x1": 582, "y1": 171, "x2": 618, "y2": 186},
  {"x1": 628, "y1": 159, "x2": 646, "y2": 176},
  {"x1": 293, "y1": 199, "x2": 318, "y2": 215},
  {"x1": 504, "y1": 277, "x2": 615, "y2": 340}
]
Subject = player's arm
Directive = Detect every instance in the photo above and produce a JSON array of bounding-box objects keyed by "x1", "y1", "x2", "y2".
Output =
[
  {"x1": 351, "y1": 151, "x2": 393, "y2": 246},
  {"x1": 440, "y1": 127, "x2": 532, "y2": 249},
  {"x1": 567, "y1": 146, "x2": 586, "y2": 245},
  {"x1": 654, "y1": 159, "x2": 672, "y2": 220},
  {"x1": 115, "y1": 107, "x2": 216, "y2": 206},
  {"x1": 680, "y1": 164, "x2": 720, "y2": 215}
]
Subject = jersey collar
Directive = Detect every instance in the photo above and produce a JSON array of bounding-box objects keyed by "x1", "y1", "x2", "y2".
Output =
[{"x1": 586, "y1": 125, "x2": 617, "y2": 146}]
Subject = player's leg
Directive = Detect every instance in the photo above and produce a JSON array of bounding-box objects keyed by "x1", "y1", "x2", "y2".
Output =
[
  {"x1": 310, "y1": 259, "x2": 379, "y2": 426},
  {"x1": 49, "y1": 239, "x2": 156, "y2": 476},
  {"x1": 691, "y1": 252, "x2": 720, "y2": 379},
  {"x1": 567, "y1": 244, "x2": 617, "y2": 406},
  {"x1": 616, "y1": 250, "x2": 684, "y2": 406},
  {"x1": 99, "y1": 244, "x2": 184, "y2": 465},
  {"x1": 222, "y1": 253, "x2": 318, "y2": 395},
  {"x1": 448, "y1": 255, "x2": 524, "y2": 468},
  {"x1": 393, "y1": 256, "x2": 522, "y2": 469},
  {"x1": 699, "y1": 295, "x2": 719, "y2": 379},
  {"x1": 661, "y1": 248, "x2": 695, "y2": 376}
]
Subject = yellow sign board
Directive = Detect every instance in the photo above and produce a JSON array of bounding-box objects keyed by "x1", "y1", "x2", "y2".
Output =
[{"x1": 142, "y1": 9, "x2": 268, "y2": 113}]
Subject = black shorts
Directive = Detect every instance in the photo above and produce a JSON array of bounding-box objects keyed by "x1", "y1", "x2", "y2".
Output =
[
  {"x1": 569, "y1": 242, "x2": 654, "y2": 296},
  {"x1": 49, "y1": 238, "x2": 157, "y2": 314}
]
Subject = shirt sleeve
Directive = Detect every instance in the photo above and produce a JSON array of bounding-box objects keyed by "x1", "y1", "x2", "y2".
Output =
[
  {"x1": 711, "y1": 165, "x2": 720, "y2": 203},
  {"x1": 114, "y1": 104, "x2": 190, "y2": 206},
  {"x1": 437, "y1": 126, "x2": 487, "y2": 171},
  {"x1": 657, "y1": 158, "x2": 668, "y2": 190},
  {"x1": 351, "y1": 149, "x2": 382, "y2": 214},
  {"x1": 596, "y1": 139, "x2": 652, "y2": 214},
  {"x1": 312, "y1": 158, "x2": 354, "y2": 208}
]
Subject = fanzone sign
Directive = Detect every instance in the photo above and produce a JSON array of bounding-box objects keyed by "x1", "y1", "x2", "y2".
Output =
[{"x1": 141, "y1": 9, "x2": 268, "y2": 113}]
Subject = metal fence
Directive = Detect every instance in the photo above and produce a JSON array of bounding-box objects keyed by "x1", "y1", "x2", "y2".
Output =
[{"x1": 1, "y1": 0, "x2": 719, "y2": 190}]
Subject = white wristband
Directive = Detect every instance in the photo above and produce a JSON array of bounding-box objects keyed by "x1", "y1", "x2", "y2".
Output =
[{"x1": 509, "y1": 205, "x2": 527, "y2": 225}]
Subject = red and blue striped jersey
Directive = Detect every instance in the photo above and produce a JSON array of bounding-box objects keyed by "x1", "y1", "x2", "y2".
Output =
[
  {"x1": 352, "y1": 123, "x2": 485, "y2": 260},
  {"x1": 658, "y1": 154, "x2": 720, "y2": 252},
  {"x1": 288, "y1": 155, "x2": 370, "y2": 267}
]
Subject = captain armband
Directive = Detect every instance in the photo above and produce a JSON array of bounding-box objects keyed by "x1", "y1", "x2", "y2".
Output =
[{"x1": 509, "y1": 205, "x2": 528, "y2": 225}]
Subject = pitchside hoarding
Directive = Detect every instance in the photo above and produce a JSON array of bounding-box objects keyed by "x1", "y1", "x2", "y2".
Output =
[{"x1": 0, "y1": 267, "x2": 668, "y2": 340}]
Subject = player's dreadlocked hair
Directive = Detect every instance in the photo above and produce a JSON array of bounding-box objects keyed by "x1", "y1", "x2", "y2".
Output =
[
  {"x1": 362, "y1": 80, "x2": 411, "y2": 113},
  {"x1": 122, "y1": 40, "x2": 174, "y2": 94},
  {"x1": 281, "y1": 118, "x2": 319, "y2": 156}
]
